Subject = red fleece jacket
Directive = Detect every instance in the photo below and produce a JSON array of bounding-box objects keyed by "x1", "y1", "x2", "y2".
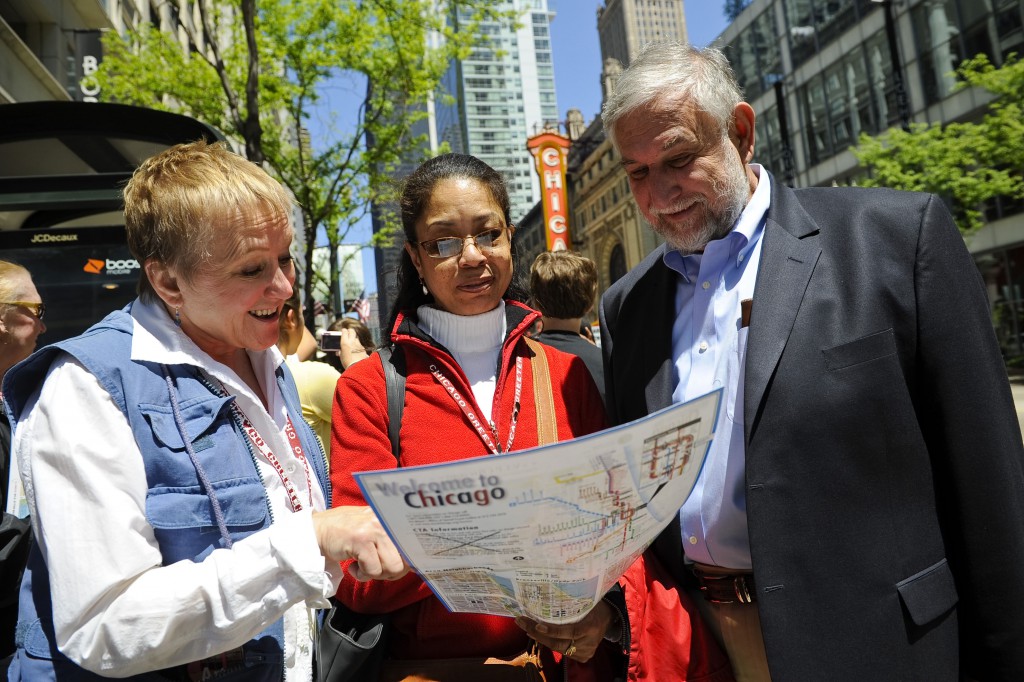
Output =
[{"x1": 329, "y1": 301, "x2": 607, "y2": 662}]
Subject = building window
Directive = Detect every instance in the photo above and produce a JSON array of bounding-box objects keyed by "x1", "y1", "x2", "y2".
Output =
[
  {"x1": 995, "y1": 0, "x2": 1024, "y2": 61},
  {"x1": 815, "y1": 0, "x2": 859, "y2": 49},
  {"x1": 800, "y1": 73, "x2": 831, "y2": 167},
  {"x1": 785, "y1": 0, "x2": 877, "y2": 70},
  {"x1": 609, "y1": 244, "x2": 627, "y2": 285},
  {"x1": 911, "y1": 0, "x2": 963, "y2": 104},
  {"x1": 863, "y1": 32, "x2": 898, "y2": 131},
  {"x1": 910, "y1": 0, "x2": 1023, "y2": 106},
  {"x1": 756, "y1": 104, "x2": 786, "y2": 176},
  {"x1": 823, "y1": 50, "x2": 873, "y2": 149},
  {"x1": 724, "y1": 8, "x2": 781, "y2": 102},
  {"x1": 784, "y1": 0, "x2": 817, "y2": 67}
]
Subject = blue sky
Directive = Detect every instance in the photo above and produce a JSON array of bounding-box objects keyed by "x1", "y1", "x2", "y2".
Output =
[{"x1": 551, "y1": 1, "x2": 730, "y2": 124}]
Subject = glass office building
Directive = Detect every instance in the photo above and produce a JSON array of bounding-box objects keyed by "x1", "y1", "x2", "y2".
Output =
[
  {"x1": 435, "y1": 0, "x2": 559, "y2": 223},
  {"x1": 719, "y1": 0, "x2": 1024, "y2": 366}
]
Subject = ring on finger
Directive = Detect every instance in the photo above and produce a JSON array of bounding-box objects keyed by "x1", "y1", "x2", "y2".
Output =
[{"x1": 563, "y1": 639, "x2": 577, "y2": 658}]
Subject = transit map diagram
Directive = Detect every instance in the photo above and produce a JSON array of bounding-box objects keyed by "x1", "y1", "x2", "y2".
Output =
[{"x1": 356, "y1": 389, "x2": 721, "y2": 623}]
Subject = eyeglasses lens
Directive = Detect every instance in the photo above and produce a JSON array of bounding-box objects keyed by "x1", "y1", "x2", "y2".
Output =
[
  {"x1": 433, "y1": 239, "x2": 464, "y2": 259},
  {"x1": 2, "y1": 301, "x2": 44, "y2": 320},
  {"x1": 426, "y1": 229, "x2": 504, "y2": 259},
  {"x1": 474, "y1": 229, "x2": 500, "y2": 248}
]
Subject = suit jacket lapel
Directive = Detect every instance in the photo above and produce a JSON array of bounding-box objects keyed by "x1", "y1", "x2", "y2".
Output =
[
  {"x1": 643, "y1": 250, "x2": 678, "y2": 415},
  {"x1": 745, "y1": 183, "x2": 821, "y2": 441}
]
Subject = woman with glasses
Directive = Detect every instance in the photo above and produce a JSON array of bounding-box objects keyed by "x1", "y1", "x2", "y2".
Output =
[
  {"x1": 2, "y1": 141, "x2": 407, "y2": 681},
  {"x1": 328, "y1": 153, "x2": 622, "y2": 680}
]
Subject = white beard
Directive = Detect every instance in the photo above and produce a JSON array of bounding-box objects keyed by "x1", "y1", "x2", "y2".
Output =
[{"x1": 652, "y1": 142, "x2": 750, "y2": 254}]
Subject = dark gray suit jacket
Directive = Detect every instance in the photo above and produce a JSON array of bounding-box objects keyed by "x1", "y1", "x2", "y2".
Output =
[{"x1": 599, "y1": 176, "x2": 1024, "y2": 681}]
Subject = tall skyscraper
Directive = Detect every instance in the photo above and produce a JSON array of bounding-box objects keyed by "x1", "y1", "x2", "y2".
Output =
[
  {"x1": 435, "y1": 0, "x2": 559, "y2": 223},
  {"x1": 598, "y1": 0, "x2": 688, "y2": 69}
]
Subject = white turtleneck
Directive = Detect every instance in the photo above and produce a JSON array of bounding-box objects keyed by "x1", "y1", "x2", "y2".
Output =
[{"x1": 417, "y1": 301, "x2": 506, "y2": 423}]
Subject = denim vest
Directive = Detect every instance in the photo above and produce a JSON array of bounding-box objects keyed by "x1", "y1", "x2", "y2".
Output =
[{"x1": 3, "y1": 306, "x2": 329, "y2": 681}]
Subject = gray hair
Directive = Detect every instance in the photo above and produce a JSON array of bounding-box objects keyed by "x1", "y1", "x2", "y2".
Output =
[{"x1": 602, "y1": 42, "x2": 744, "y2": 149}]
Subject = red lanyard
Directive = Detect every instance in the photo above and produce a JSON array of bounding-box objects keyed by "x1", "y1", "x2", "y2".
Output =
[
  {"x1": 228, "y1": 400, "x2": 313, "y2": 512},
  {"x1": 428, "y1": 356, "x2": 523, "y2": 455}
]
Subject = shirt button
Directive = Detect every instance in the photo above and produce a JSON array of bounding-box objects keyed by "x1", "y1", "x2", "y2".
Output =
[
  {"x1": 689, "y1": 536, "x2": 698, "y2": 545},
  {"x1": 702, "y1": 281, "x2": 710, "y2": 290},
  {"x1": 738, "y1": 254, "x2": 745, "y2": 262},
  {"x1": 699, "y1": 341, "x2": 708, "y2": 352}
]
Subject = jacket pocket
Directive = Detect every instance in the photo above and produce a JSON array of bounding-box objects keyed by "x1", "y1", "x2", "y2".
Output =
[
  {"x1": 19, "y1": 618, "x2": 52, "y2": 659},
  {"x1": 140, "y1": 395, "x2": 235, "y2": 451},
  {"x1": 896, "y1": 558, "x2": 958, "y2": 626},
  {"x1": 146, "y1": 479, "x2": 269, "y2": 562},
  {"x1": 823, "y1": 328, "x2": 897, "y2": 371},
  {"x1": 146, "y1": 478, "x2": 268, "y2": 530}
]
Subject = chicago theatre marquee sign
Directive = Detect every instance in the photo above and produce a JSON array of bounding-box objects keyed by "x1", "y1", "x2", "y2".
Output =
[{"x1": 527, "y1": 131, "x2": 572, "y2": 252}]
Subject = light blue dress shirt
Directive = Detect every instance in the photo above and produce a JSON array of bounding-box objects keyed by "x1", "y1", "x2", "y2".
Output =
[{"x1": 664, "y1": 165, "x2": 770, "y2": 570}]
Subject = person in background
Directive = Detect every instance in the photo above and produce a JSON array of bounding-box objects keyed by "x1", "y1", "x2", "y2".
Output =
[
  {"x1": 0, "y1": 261, "x2": 46, "y2": 669},
  {"x1": 322, "y1": 316, "x2": 375, "y2": 373},
  {"x1": 4, "y1": 140, "x2": 406, "y2": 680},
  {"x1": 329, "y1": 153, "x2": 617, "y2": 679},
  {"x1": 599, "y1": 41, "x2": 1024, "y2": 680},
  {"x1": 579, "y1": 322, "x2": 596, "y2": 344},
  {"x1": 278, "y1": 287, "x2": 341, "y2": 462},
  {"x1": 529, "y1": 250, "x2": 605, "y2": 406}
]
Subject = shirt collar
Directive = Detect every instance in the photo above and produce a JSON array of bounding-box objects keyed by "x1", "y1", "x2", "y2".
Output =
[
  {"x1": 417, "y1": 300, "x2": 506, "y2": 354},
  {"x1": 663, "y1": 164, "x2": 769, "y2": 281}
]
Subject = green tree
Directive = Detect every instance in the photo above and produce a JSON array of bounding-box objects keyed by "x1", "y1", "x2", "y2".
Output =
[
  {"x1": 852, "y1": 54, "x2": 1024, "y2": 234},
  {"x1": 96, "y1": 0, "x2": 515, "y2": 319}
]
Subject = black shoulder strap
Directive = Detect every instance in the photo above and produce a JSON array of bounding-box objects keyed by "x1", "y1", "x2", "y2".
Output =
[{"x1": 377, "y1": 346, "x2": 406, "y2": 462}]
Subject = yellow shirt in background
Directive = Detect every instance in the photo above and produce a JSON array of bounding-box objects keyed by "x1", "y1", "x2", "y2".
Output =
[{"x1": 285, "y1": 355, "x2": 341, "y2": 469}]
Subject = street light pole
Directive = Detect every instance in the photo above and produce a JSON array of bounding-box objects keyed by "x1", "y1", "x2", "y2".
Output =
[{"x1": 873, "y1": 0, "x2": 912, "y2": 131}]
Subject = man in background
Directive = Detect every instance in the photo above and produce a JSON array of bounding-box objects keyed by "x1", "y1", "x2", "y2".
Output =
[{"x1": 530, "y1": 251, "x2": 604, "y2": 406}]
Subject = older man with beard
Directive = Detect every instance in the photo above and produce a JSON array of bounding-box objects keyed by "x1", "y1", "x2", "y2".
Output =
[{"x1": 599, "y1": 42, "x2": 1024, "y2": 682}]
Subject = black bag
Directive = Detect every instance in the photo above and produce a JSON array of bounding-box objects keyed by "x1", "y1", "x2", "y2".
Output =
[
  {"x1": 316, "y1": 346, "x2": 404, "y2": 682},
  {"x1": 317, "y1": 604, "x2": 391, "y2": 682}
]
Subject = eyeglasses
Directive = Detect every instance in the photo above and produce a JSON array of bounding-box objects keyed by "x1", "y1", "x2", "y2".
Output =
[
  {"x1": 2, "y1": 301, "x2": 45, "y2": 321},
  {"x1": 415, "y1": 227, "x2": 513, "y2": 259}
]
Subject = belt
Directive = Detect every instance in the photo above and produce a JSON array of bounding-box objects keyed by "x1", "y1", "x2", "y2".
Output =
[{"x1": 692, "y1": 566, "x2": 757, "y2": 604}]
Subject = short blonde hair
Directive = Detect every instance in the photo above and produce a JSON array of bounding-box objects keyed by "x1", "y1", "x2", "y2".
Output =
[
  {"x1": 0, "y1": 260, "x2": 30, "y2": 302},
  {"x1": 123, "y1": 140, "x2": 293, "y2": 302}
]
